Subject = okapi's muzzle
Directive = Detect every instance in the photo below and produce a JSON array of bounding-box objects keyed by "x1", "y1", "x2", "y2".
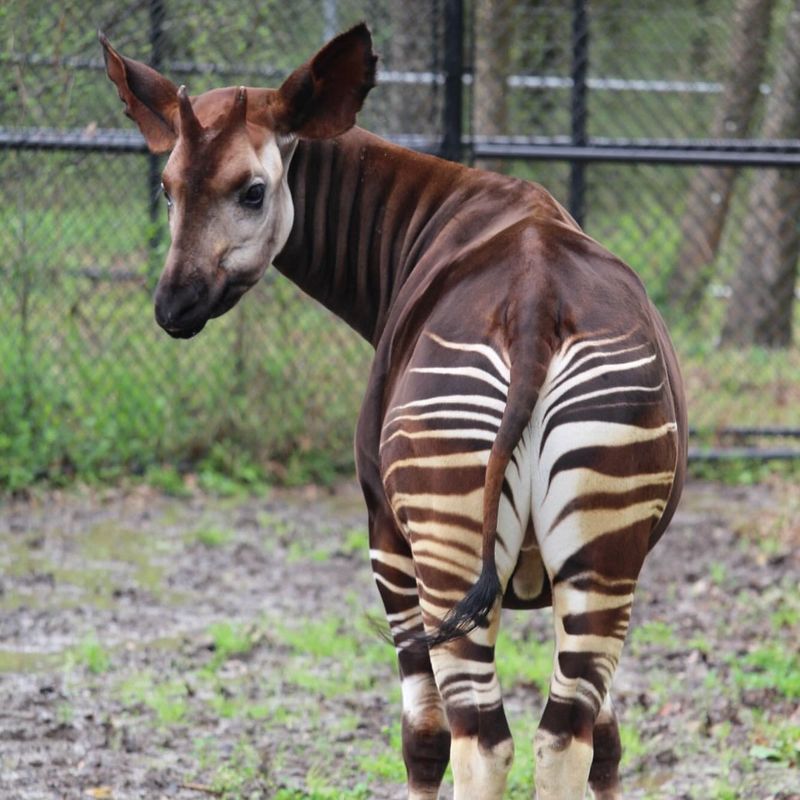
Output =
[
  {"x1": 154, "y1": 275, "x2": 210, "y2": 339},
  {"x1": 154, "y1": 266, "x2": 254, "y2": 339}
]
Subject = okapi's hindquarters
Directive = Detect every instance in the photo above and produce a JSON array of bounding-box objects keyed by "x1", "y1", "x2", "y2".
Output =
[
  {"x1": 529, "y1": 332, "x2": 681, "y2": 800},
  {"x1": 374, "y1": 331, "x2": 532, "y2": 799},
  {"x1": 373, "y1": 326, "x2": 682, "y2": 800}
]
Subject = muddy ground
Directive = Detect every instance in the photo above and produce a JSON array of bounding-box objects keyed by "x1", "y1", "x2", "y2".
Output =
[{"x1": 0, "y1": 478, "x2": 798, "y2": 799}]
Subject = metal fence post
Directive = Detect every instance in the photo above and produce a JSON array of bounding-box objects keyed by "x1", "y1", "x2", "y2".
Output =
[
  {"x1": 148, "y1": 0, "x2": 166, "y2": 280},
  {"x1": 441, "y1": 0, "x2": 464, "y2": 162},
  {"x1": 569, "y1": 0, "x2": 589, "y2": 227}
]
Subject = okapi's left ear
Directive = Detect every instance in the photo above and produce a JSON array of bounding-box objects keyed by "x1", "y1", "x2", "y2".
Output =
[
  {"x1": 272, "y1": 23, "x2": 377, "y2": 139},
  {"x1": 99, "y1": 32, "x2": 180, "y2": 153}
]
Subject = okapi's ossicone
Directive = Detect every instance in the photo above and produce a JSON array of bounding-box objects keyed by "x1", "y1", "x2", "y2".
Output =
[{"x1": 101, "y1": 24, "x2": 687, "y2": 800}]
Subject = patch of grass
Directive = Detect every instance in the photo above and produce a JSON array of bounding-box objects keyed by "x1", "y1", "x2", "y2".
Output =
[
  {"x1": 630, "y1": 620, "x2": 679, "y2": 650},
  {"x1": 688, "y1": 458, "x2": 800, "y2": 486},
  {"x1": 709, "y1": 561, "x2": 727, "y2": 586},
  {"x1": 272, "y1": 610, "x2": 396, "y2": 700},
  {"x1": 496, "y1": 627, "x2": 553, "y2": 695},
  {"x1": 505, "y1": 716, "x2": 537, "y2": 797},
  {"x1": 286, "y1": 539, "x2": 330, "y2": 564},
  {"x1": 732, "y1": 643, "x2": 800, "y2": 700},
  {"x1": 710, "y1": 779, "x2": 739, "y2": 800},
  {"x1": 192, "y1": 526, "x2": 233, "y2": 548},
  {"x1": 619, "y1": 720, "x2": 649, "y2": 769},
  {"x1": 144, "y1": 464, "x2": 191, "y2": 497},
  {"x1": 280, "y1": 617, "x2": 343, "y2": 660},
  {"x1": 749, "y1": 720, "x2": 800, "y2": 768},
  {"x1": 70, "y1": 633, "x2": 111, "y2": 674},
  {"x1": 771, "y1": 603, "x2": 800, "y2": 630},
  {"x1": 120, "y1": 671, "x2": 188, "y2": 726},
  {"x1": 340, "y1": 526, "x2": 369, "y2": 556},
  {"x1": 208, "y1": 621, "x2": 257, "y2": 665},
  {"x1": 273, "y1": 786, "x2": 371, "y2": 800},
  {"x1": 688, "y1": 634, "x2": 712, "y2": 655},
  {"x1": 358, "y1": 747, "x2": 406, "y2": 783},
  {"x1": 210, "y1": 739, "x2": 266, "y2": 799},
  {"x1": 56, "y1": 702, "x2": 74, "y2": 724}
]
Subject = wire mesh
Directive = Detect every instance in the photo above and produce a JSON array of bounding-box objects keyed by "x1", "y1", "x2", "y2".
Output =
[
  {"x1": 468, "y1": 0, "x2": 800, "y2": 456},
  {"x1": 1, "y1": 1, "x2": 799, "y2": 488}
]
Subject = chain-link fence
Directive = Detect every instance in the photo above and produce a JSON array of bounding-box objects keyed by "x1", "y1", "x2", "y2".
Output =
[{"x1": 2, "y1": 1, "x2": 799, "y2": 488}]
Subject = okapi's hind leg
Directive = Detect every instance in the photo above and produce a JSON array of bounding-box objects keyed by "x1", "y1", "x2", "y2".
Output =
[
  {"x1": 367, "y1": 507, "x2": 451, "y2": 799},
  {"x1": 424, "y1": 597, "x2": 513, "y2": 800},
  {"x1": 533, "y1": 571, "x2": 637, "y2": 800},
  {"x1": 589, "y1": 693, "x2": 623, "y2": 800},
  {"x1": 532, "y1": 494, "x2": 671, "y2": 800}
]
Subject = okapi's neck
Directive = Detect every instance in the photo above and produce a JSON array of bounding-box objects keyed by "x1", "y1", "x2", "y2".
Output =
[{"x1": 273, "y1": 128, "x2": 472, "y2": 345}]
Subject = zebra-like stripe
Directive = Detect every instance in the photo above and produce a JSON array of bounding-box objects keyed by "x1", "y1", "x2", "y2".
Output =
[{"x1": 377, "y1": 331, "x2": 679, "y2": 726}]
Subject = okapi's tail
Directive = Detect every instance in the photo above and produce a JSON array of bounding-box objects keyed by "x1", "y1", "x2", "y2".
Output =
[{"x1": 425, "y1": 325, "x2": 551, "y2": 648}]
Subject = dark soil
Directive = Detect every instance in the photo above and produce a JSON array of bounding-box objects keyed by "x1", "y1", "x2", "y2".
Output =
[{"x1": 0, "y1": 479, "x2": 797, "y2": 799}]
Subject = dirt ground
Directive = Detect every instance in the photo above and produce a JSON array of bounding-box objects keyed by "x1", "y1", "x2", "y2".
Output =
[{"x1": 0, "y1": 477, "x2": 798, "y2": 799}]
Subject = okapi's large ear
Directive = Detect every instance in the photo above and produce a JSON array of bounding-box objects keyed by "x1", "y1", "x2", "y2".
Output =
[
  {"x1": 99, "y1": 32, "x2": 179, "y2": 153},
  {"x1": 272, "y1": 23, "x2": 377, "y2": 139}
]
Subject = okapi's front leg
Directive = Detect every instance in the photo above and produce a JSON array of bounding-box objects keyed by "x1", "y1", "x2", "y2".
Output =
[{"x1": 367, "y1": 505, "x2": 451, "y2": 799}]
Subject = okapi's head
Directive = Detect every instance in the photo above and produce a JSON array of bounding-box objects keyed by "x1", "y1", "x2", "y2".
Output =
[{"x1": 100, "y1": 25, "x2": 377, "y2": 338}]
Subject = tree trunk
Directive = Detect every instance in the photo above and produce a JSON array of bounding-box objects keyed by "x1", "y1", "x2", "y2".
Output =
[
  {"x1": 667, "y1": 0, "x2": 775, "y2": 312},
  {"x1": 473, "y1": 0, "x2": 515, "y2": 173},
  {"x1": 721, "y1": 2, "x2": 800, "y2": 348}
]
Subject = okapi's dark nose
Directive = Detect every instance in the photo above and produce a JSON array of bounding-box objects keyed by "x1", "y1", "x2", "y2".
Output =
[{"x1": 154, "y1": 279, "x2": 208, "y2": 337}]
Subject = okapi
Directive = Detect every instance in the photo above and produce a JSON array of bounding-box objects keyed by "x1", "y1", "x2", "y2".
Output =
[{"x1": 101, "y1": 23, "x2": 687, "y2": 800}]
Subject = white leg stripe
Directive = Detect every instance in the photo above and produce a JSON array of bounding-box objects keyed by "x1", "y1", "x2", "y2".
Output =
[
  {"x1": 369, "y1": 549, "x2": 415, "y2": 574},
  {"x1": 383, "y1": 450, "x2": 490, "y2": 480},
  {"x1": 381, "y1": 427, "x2": 497, "y2": 448},
  {"x1": 426, "y1": 332, "x2": 511, "y2": 383},
  {"x1": 542, "y1": 353, "x2": 658, "y2": 407},
  {"x1": 387, "y1": 393, "x2": 507, "y2": 416}
]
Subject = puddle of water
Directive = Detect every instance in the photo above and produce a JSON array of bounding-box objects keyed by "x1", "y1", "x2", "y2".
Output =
[
  {"x1": 628, "y1": 769, "x2": 674, "y2": 791},
  {"x1": 0, "y1": 629, "x2": 190, "y2": 675},
  {"x1": 0, "y1": 648, "x2": 62, "y2": 673},
  {"x1": 1, "y1": 521, "x2": 183, "y2": 612}
]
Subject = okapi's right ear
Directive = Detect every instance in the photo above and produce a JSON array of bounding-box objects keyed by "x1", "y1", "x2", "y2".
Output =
[
  {"x1": 99, "y1": 32, "x2": 179, "y2": 153},
  {"x1": 271, "y1": 23, "x2": 377, "y2": 139}
]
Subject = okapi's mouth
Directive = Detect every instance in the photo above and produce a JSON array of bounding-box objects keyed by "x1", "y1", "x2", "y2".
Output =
[
  {"x1": 163, "y1": 320, "x2": 207, "y2": 339},
  {"x1": 155, "y1": 275, "x2": 256, "y2": 338}
]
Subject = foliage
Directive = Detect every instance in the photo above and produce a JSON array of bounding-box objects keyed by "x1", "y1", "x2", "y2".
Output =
[{"x1": 2, "y1": 1, "x2": 800, "y2": 494}]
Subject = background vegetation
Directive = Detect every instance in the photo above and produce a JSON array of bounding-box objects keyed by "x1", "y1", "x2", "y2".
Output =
[{"x1": 1, "y1": 0, "x2": 798, "y2": 491}]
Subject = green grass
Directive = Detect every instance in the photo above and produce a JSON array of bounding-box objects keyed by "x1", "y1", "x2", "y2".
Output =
[
  {"x1": 630, "y1": 620, "x2": 680, "y2": 651},
  {"x1": 208, "y1": 739, "x2": 266, "y2": 799},
  {"x1": 207, "y1": 620, "x2": 258, "y2": 666},
  {"x1": 192, "y1": 526, "x2": 234, "y2": 548},
  {"x1": 732, "y1": 643, "x2": 800, "y2": 700},
  {"x1": 69, "y1": 632, "x2": 111, "y2": 675},
  {"x1": 496, "y1": 626, "x2": 553, "y2": 695},
  {"x1": 120, "y1": 671, "x2": 189, "y2": 726}
]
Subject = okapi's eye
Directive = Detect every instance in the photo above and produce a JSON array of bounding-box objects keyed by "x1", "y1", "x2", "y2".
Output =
[
  {"x1": 241, "y1": 182, "x2": 265, "y2": 210},
  {"x1": 161, "y1": 182, "x2": 173, "y2": 209}
]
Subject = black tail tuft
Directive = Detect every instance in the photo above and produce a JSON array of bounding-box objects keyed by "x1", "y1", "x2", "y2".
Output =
[{"x1": 423, "y1": 565, "x2": 502, "y2": 649}]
